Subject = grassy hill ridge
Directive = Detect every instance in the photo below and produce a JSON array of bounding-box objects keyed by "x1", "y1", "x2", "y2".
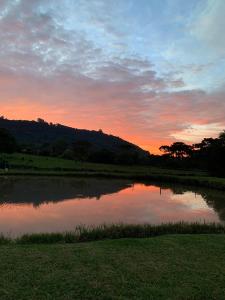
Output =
[{"x1": 0, "y1": 117, "x2": 149, "y2": 155}]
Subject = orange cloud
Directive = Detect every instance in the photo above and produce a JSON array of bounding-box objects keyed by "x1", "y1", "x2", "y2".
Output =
[{"x1": 0, "y1": 59, "x2": 225, "y2": 154}]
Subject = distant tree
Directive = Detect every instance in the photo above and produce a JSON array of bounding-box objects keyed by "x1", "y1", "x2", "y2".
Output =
[
  {"x1": 158, "y1": 131, "x2": 225, "y2": 175},
  {"x1": 72, "y1": 140, "x2": 92, "y2": 161},
  {"x1": 38, "y1": 142, "x2": 51, "y2": 156},
  {"x1": 159, "y1": 142, "x2": 193, "y2": 158},
  {"x1": 89, "y1": 149, "x2": 115, "y2": 164},
  {"x1": 219, "y1": 131, "x2": 225, "y2": 144},
  {"x1": 159, "y1": 145, "x2": 171, "y2": 155},
  {"x1": 61, "y1": 149, "x2": 75, "y2": 160},
  {"x1": 193, "y1": 134, "x2": 225, "y2": 176},
  {"x1": 120, "y1": 144, "x2": 135, "y2": 151},
  {"x1": 37, "y1": 118, "x2": 47, "y2": 124},
  {"x1": 193, "y1": 138, "x2": 216, "y2": 151},
  {"x1": 170, "y1": 142, "x2": 193, "y2": 158},
  {"x1": 51, "y1": 139, "x2": 68, "y2": 156},
  {"x1": 0, "y1": 128, "x2": 17, "y2": 153}
]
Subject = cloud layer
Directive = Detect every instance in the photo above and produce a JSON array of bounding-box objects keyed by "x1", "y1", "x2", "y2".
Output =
[{"x1": 0, "y1": 0, "x2": 225, "y2": 153}]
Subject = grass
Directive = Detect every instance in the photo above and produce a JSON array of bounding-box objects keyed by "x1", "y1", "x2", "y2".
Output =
[
  {"x1": 0, "y1": 223, "x2": 224, "y2": 244},
  {"x1": 0, "y1": 153, "x2": 149, "y2": 173},
  {"x1": 0, "y1": 153, "x2": 206, "y2": 175},
  {"x1": 1, "y1": 155, "x2": 224, "y2": 299},
  {"x1": 0, "y1": 153, "x2": 225, "y2": 190},
  {"x1": 0, "y1": 235, "x2": 225, "y2": 299},
  {"x1": 1, "y1": 153, "x2": 225, "y2": 190}
]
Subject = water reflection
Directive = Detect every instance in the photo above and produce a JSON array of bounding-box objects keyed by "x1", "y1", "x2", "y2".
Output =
[
  {"x1": 151, "y1": 182, "x2": 225, "y2": 223},
  {"x1": 0, "y1": 177, "x2": 224, "y2": 236},
  {"x1": 0, "y1": 177, "x2": 132, "y2": 206}
]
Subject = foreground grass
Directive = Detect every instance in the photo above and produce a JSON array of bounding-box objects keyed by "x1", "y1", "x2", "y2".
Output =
[
  {"x1": 1, "y1": 153, "x2": 225, "y2": 190},
  {"x1": 0, "y1": 235, "x2": 225, "y2": 299}
]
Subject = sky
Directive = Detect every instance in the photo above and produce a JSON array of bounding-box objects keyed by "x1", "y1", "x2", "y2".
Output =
[{"x1": 0, "y1": 0, "x2": 225, "y2": 154}]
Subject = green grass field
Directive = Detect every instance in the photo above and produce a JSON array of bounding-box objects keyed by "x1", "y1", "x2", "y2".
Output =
[
  {"x1": 0, "y1": 235, "x2": 225, "y2": 300},
  {"x1": 1, "y1": 153, "x2": 225, "y2": 190},
  {"x1": 0, "y1": 153, "x2": 206, "y2": 174}
]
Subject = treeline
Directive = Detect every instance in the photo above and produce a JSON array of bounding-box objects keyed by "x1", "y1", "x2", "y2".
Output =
[
  {"x1": 25, "y1": 139, "x2": 148, "y2": 165},
  {"x1": 1, "y1": 118, "x2": 225, "y2": 176},
  {"x1": 150, "y1": 131, "x2": 225, "y2": 176}
]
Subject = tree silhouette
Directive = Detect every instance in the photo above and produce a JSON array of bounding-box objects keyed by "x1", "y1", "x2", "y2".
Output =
[
  {"x1": 159, "y1": 142, "x2": 192, "y2": 158},
  {"x1": 159, "y1": 145, "x2": 171, "y2": 154},
  {"x1": 72, "y1": 140, "x2": 92, "y2": 161},
  {"x1": 0, "y1": 128, "x2": 17, "y2": 153}
]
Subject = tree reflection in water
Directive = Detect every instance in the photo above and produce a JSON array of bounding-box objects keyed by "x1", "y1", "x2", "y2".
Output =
[
  {"x1": 152, "y1": 182, "x2": 225, "y2": 222},
  {"x1": 0, "y1": 177, "x2": 224, "y2": 222},
  {"x1": 0, "y1": 177, "x2": 133, "y2": 207}
]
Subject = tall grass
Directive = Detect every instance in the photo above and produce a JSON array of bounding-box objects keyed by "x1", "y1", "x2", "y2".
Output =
[
  {"x1": 5, "y1": 222, "x2": 224, "y2": 244},
  {"x1": 0, "y1": 234, "x2": 11, "y2": 245}
]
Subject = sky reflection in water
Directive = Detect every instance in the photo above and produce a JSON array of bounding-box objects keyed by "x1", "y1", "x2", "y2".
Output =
[{"x1": 0, "y1": 177, "x2": 223, "y2": 236}]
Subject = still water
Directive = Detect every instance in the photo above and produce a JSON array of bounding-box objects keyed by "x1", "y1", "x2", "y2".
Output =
[{"x1": 0, "y1": 177, "x2": 224, "y2": 236}]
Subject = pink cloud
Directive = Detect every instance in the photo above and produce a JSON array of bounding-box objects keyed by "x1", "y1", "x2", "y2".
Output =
[{"x1": 0, "y1": 0, "x2": 225, "y2": 153}]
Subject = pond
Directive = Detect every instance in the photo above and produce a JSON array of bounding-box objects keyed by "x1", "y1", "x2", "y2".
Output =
[{"x1": 0, "y1": 176, "x2": 224, "y2": 236}]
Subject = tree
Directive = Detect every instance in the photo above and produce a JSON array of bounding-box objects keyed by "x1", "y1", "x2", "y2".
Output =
[
  {"x1": 193, "y1": 138, "x2": 216, "y2": 151},
  {"x1": 61, "y1": 149, "x2": 75, "y2": 160},
  {"x1": 37, "y1": 118, "x2": 47, "y2": 124},
  {"x1": 0, "y1": 128, "x2": 17, "y2": 153},
  {"x1": 51, "y1": 139, "x2": 68, "y2": 156},
  {"x1": 89, "y1": 149, "x2": 115, "y2": 164},
  {"x1": 194, "y1": 135, "x2": 225, "y2": 176},
  {"x1": 170, "y1": 142, "x2": 193, "y2": 158},
  {"x1": 159, "y1": 145, "x2": 171, "y2": 155},
  {"x1": 159, "y1": 142, "x2": 192, "y2": 158},
  {"x1": 219, "y1": 131, "x2": 225, "y2": 140},
  {"x1": 72, "y1": 140, "x2": 92, "y2": 161}
]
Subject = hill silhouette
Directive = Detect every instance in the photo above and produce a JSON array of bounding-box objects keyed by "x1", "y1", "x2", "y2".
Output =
[{"x1": 0, "y1": 117, "x2": 150, "y2": 164}]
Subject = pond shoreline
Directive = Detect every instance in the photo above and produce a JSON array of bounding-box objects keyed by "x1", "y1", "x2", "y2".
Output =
[
  {"x1": 1, "y1": 169, "x2": 225, "y2": 191},
  {"x1": 1, "y1": 223, "x2": 225, "y2": 244},
  {"x1": 1, "y1": 153, "x2": 225, "y2": 191}
]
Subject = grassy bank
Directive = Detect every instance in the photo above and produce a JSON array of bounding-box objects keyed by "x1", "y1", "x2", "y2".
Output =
[
  {"x1": 1, "y1": 153, "x2": 225, "y2": 190},
  {"x1": 0, "y1": 235, "x2": 225, "y2": 299},
  {"x1": 0, "y1": 223, "x2": 225, "y2": 244}
]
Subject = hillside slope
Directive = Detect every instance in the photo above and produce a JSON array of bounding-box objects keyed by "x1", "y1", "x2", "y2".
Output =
[{"x1": 0, "y1": 118, "x2": 150, "y2": 161}]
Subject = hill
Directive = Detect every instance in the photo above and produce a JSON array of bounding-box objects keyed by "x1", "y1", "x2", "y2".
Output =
[{"x1": 0, "y1": 117, "x2": 150, "y2": 164}]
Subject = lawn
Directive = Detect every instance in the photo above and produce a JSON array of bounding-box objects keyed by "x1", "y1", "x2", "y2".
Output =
[
  {"x1": 0, "y1": 235, "x2": 225, "y2": 300},
  {"x1": 0, "y1": 153, "x2": 206, "y2": 175},
  {"x1": 1, "y1": 153, "x2": 225, "y2": 190}
]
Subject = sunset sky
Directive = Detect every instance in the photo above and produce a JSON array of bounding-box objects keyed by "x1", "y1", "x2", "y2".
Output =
[{"x1": 0, "y1": 0, "x2": 225, "y2": 153}]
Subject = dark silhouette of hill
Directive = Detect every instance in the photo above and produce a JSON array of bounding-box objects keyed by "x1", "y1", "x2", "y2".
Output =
[{"x1": 0, "y1": 117, "x2": 150, "y2": 163}]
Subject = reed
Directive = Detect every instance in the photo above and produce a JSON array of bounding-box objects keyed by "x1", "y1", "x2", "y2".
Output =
[{"x1": 11, "y1": 222, "x2": 225, "y2": 244}]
